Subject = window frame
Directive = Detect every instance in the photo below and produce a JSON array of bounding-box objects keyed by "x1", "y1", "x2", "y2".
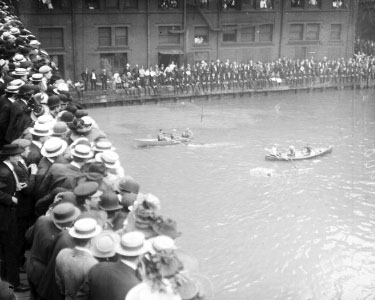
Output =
[
  {"x1": 240, "y1": 26, "x2": 256, "y2": 42},
  {"x1": 158, "y1": 25, "x2": 181, "y2": 45},
  {"x1": 98, "y1": 26, "x2": 129, "y2": 48},
  {"x1": 194, "y1": 26, "x2": 209, "y2": 46},
  {"x1": 259, "y1": 24, "x2": 273, "y2": 42},
  {"x1": 329, "y1": 24, "x2": 342, "y2": 41},
  {"x1": 305, "y1": 23, "x2": 320, "y2": 41},
  {"x1": 222, "y1": 25, "x2": 238, "y2": 43},
  {"x1": 38, "y1": 27, "x2": 64, "y2": 49}
]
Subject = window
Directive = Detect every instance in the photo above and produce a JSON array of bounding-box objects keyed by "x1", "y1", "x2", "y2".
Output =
[
  {"x1": 104, "y1": 0, "x2": 119, "y2": 9},
  {"x1": 259, "y1": 24, "x2": 273, "y2": 42},
  {"x1": 98, "y1": 27, "x2": 111, "y2": 47},
  {"x1": 38, "y1": 28, "x2": 64, "y2": 48},
  {"x1": 306, "y1": 0, "x2": 319, "y2": 7},
  {"x1": 194, "y1": 51, "x2": 209, "y2": 64},
  {"x1": 115, "y1": 27, "x2": 128, "y2": 46},
  {"x1": 291, "y1": 0, "x2": 303, "y2": 7},
  {"x1": 222, "y1": 0, "x2": 238, "y2": 9},
  {"x1": 159, "y1": 26, "x2": 181, "y2": 45},
  {"x1": 159, "y1": 0, "x2": 179, "y2": 9},
  {"x1": 98, "y1": 27, "x2": 128, "y2": 47},
  {"x1": 306, "y1": 23, "x2": 319, "y2": 40},
  {"x1": 240, "y1": 26, "x2": 255, "y2": 42},
  {"x1": 194, "y1": 0, "x2": 209, "y2": 8},
  {"x1": 259, "y1": 0, "x2": 273, "y2": 9},
  {"x1": 223, "y1": 26, "x2": 237, "y2": 42},
  {"x1": 100, "y1": 53, "x2": 127, "y2": 72},
  {"x1": 124, "y1": 0, "x2": 138, "y2": 8},
  {"x1": 194, "y1": 26, "x2": 209, "y2": 45},
  {"x1": 86, "y1": 0, "x2": 99, "y2": 9},
  {"x1": 241, "y1": 0, "x2": 256, "y2": 9},
  {"x1": 289, "y1": 24, "x2": 304, "y2": 40},
  {"x1": 330, "y1": 24, "x2": 341, "y2": 40}
]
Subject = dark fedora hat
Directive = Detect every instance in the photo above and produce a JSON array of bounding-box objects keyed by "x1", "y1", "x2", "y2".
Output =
[
  {"x1": 18, "y1": 84, "x2": 33, "y2": 95},
  {"x1": 0, "y1": 144, "x2": 24, "y2": 156},
  {"x1": 98, "y1": 192, "x2": 122, "y2": 211}
]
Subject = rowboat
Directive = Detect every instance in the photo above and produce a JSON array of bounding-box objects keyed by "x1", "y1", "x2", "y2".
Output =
[
  {"x1": 265, "y1": 146, "x2": 333, "y2": 161},
  {"x1": 134, "y1": 138, "x2": 192, "y2": 148}
]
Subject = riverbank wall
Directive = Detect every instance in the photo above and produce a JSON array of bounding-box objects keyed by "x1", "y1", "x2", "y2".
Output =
[{"x1": 77, "y1": 80, "x2": 374, "y2": 109}]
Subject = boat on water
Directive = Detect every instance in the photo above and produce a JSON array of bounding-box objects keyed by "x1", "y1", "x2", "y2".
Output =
[
  {"x1": 134, "y1": 138, "x2": 192, "y2": 148},
  {"x1": 265, "y1": 146, "x2": 333, "y2": 161}
]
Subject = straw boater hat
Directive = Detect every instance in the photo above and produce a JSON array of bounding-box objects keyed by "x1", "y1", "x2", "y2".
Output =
[
  {"x1": 5, "y1": 84, "x2": 19, "y2": 94},
  {"x1": 115, "y1": 231, "x2": 149, "y2": 257},
  {"x1": 95, "y1": 150, "x2": 120, "y2": 169},
  {"x1": 69, "y1": 217, "x2": 102, "y2": 239},
  {"x1": 41, "y1": 137, "x2": 68, "y2": 158},
  {"x1": 9, "y1": 79, "x2": 25, "y2": 88},
  {"x1": 51, "y1": 202, "x2": 81, "y2": 225},
  {"x1": 29, "y1": 123, "x2": 53, "y2": 137},
  {"x1": 92, "y1": 140, "x2": 116, "y2": 152},
  {"x1": 70, "y1": 144, "x2": 93, "y2": 159},
  {"x1": 12, "y1": 67, "x2": 28, "y2": 76},
  {"x1": 31, "y1": 73, "x2": 43, "y2": 82},
  {"x1": 90, "y1": 230, "x2": 120, "y2": 258}
]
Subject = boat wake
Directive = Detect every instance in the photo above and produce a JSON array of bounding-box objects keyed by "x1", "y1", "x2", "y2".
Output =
[{"x1": 187, "y1": 142, "x2": 237, "y2": 148}]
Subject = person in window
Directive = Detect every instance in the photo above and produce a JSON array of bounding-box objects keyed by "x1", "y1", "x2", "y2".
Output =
[
  {"x1": 309, "y1": 0, "x2": 318, "y2": 5},
  {"x1": 260, "y1": 0, "x2": 267, "y2": 8},
  {"x1": 332, "y1": 0, "x2": 342, "y2": 8},
  {"x1": 157, "y1": 129, "x2": 169, "y2": 141},
  {"x1": 291, "y1": 0, "x2": 302, "y2": 7}
]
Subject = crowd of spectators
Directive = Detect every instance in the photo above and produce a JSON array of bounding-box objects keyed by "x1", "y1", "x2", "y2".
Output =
[
  {"x1": 79, "y1": 53, "x2": 375, "y2": 98},
  {"x1": 0, "y1": 2, "x2": 211, "y2": 300}
]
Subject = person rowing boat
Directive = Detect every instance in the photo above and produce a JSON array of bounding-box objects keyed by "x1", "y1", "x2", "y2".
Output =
[
  {"x1": 157, "y1": 129, "x2": 170, "y2": 141},
  {"x1": 181, "y1": 127, "x2": 193, "y2": 139}
]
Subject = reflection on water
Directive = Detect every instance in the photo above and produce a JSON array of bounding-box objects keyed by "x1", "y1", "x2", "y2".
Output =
[{"x1": 89, "y1": 89, "x2": 375, "y2": 300}]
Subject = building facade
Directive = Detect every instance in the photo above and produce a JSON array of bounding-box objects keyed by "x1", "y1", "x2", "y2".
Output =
[{"x1": 16, "y1": 0, "x2": 358, "y2": 80}]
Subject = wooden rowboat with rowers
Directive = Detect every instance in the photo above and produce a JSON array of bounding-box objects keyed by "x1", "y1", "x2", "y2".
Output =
[
  {"x1": 265, "y1": 146, "x2": 333, "y2": 161},
  {"x1": 134, "y1": 138, "x2": 192, "y2": 148}
]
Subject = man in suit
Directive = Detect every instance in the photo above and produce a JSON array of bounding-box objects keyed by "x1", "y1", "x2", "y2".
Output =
[
  {"x1": 0, "y1": 85, "x2": 19, "y2": 147},
  {"x1": 25, "y1": 203, "x2": 80, "y2": 299},
  {"x1": 26, "y1": 122, "x2": 52, "y2": 166},
  {"x1": 75, "y1": 231, "x2": 149, "y2": 300},
  {"x1": 81, "y1": 68, "x2": 89, "y2": 91},
  {"x1": 0, "y1": 144, "x2": 29, "y2": 292},
  {"x1": 90, "y1": 69, "x2": 97, "y2": 91},
  {"x1": 41, "y1": 144, "x2": 93, "y2": 195},
  {"x1": 99, "y1": 69, "x2": 107, "y2": 90},
  {"x1": 11, "y1": 139, "x2": 38, "y2": 271},
  {"x1": 5, "y1": 84, "x2": 34, "y2": 143},
  {"x1": 55, "y1": 218, "x2": 101, "y2": 300}
]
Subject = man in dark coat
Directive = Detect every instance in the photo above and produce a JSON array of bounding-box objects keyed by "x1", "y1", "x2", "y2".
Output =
[
  {"x1": 0, "y1": 144, "x2": 29, "y2": 292},
  {"x1": 75, "y1": 231, "x2": 148, "y2": 300},
  {"x1": 0, "y1": 85, "x2": 19, "y2": 147},
  {"x1": 25, "y1": 122, "x2": 52, "y2": 166},
  {"x1": 5, "y1": 84, "x2": 34, "y2": 143},
  {"x1": 99, "y1": 69, "x2": 108, "y2": 90},
  {"x1": 81, "y1": 68, "x2": 89, "y2": 91}
]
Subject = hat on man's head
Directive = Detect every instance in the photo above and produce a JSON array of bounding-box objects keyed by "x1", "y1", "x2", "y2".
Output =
[
  {"x1": 51, "y1": 202, "x2": 81, "y2": 225},
  {"x1": 152, "y1": 217, "x2": 181, "y2": 239},
  {"x1": 55, "y1": 191, "x2": 77, "y2": 206},
  {"x1": 117, "y1": 177, "x2": 140, "y2": 194},
  {"x1": 92, "y1": 140, "x2": 115, "y2": 152},
  {"x1": 115, "y1": 231, "x2": 149, "y2": 257},
  {"x1": 75, "y1": 110, "x2": 88, "y2": 118},
  {"x1": 90, "y1": 230, "x2": 120, "y2": 258},
  {"x1": 29, "y1": 39, "x2": 40, "y2": 47},
  {"x1": 29, "y1": 123, "x2": 52, "y2": 137},
  {"x1": 13, "y1": 53, "x2": 25, "y2": 62},
  {"x1": 0, "y1": 144, "x2": 24, "y2": 157},
  {"x1": 41, "y1": 137, "x2": 67, "y2": 158},
  {"x1": 11, "y1": 138, "x2": 31, "y2": 149},
  {"x1": 148, "y1": 235, "x2": 177, "y2": 254},
  {"x1": 52, "y1": 122, "x2": 69, "y2": 136},
  {"x1": 12, "y1": 67, "x2": 28, "y2": 77},
  {"x1": 70, "y1": 144, "x2": 93, "y2": 159},
  {"x1": 5, "y1": 84, "x2": 19, "y2": 93},
  {"x1": 98, "y1": 192, "x2": 122, "y2": 211},
  {"x1": 74, "y1": 181, "x2": 99, "y2": 198},
  {"x1": 69, "y1": 218, "x2": 102, "y2": 239},
  {"x1": 95, "y1": 150, "x2": 120, "y2": 169},
  {"x1": 59, "y1": 111, "x2": 75, "y2": 123},
  {"x1": 9, "y1": 79, "x2": 25, "y2": 88},
  {"x1": 18, "y1": 84, "x2": 33, "y2": 95},
  {"x1": 39, "y1": 65, "x2": 52, "y2": 74},
  {"x1": 47, "y1": 95, "x2": 61, "y2": 108},
  {"x1": 75, "y1": 116, "x2": 93, "y2": 133},
  {"x1": 31, "y1": 73, "x2": 43, "y2": 82}
]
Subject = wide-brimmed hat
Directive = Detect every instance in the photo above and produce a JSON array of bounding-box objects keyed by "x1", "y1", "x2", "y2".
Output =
[
  {"x1": 12, "y1": 67, "x2": 28, "y2": 76},
  {"x1": 75, "y1": 116, "x2": 93, "y2": 133},
  {"x1": 36, "y1": 114, "x2": 55, "y2": 129},
  {"x1": 148, "y1": 235, "x2": 177, "y2": 254},
  {"x1": 177, "y1": 273, "x2": 214, "y2": 300},
  {"x1": 9, "y1": 79, "x2": 25, "y2": 88},
  {"x1": 13, "y1": 53, "x2": 25, "y2": 62},
  {"x1": 69, "y1": 137, "x2": 91, "y2": 150},
  {"x1": 70, "y1": 144, "x2": 93, "y2": 159},
  {"x1": 116, "y1": 231, "x2": 149, "y2": 257},
  {"x1": 29, "y1": 39, "x2": 41, "y2": 47},
  {"x1": 31, "y1": 73, "x2": 43, "y2": 82},
  {"x1": 92, "y1": 140, "x2": 116, "y2": 152},
  {"x1": 18, "y1": 84, "x2": 34, "y2": 96},
  {"x1": 95, "y1": 150, "x2": 120, "y2": 169},
  {"x1": 69, "y1": 217, "x2": 102, "y2": 239},
  {"x1": 152, "y1": 217, "x2": 181, "y2": 239},
  {"x1": 90, "y1": 230, "x2": 120, "y2": 258},
  {"x1": 11, "y1": 138, "x2": 31, "y2": 149},
  {"x1": 5, "y1": 85, "x2": 19, "y2": 93},
  {"x1": 29, "y1": 123, "x2": 52, "y2": 137},
  {"x1": 52, "y1": 122, "x2": 69, "y2": 136},
  {"x1": 41, "y1": 137, "x2": 67, "y2": 158},
  {"x1": 0, "y1": 144, "x2": 24, "y2": 156},
  {"x1": 39, "y1": 65, "x2": 52, "y2": 74},
  {"x1": 31, "y1": 104, "x2": 50, "y2": 122},
  {"x1": 98, "y1": 192, "x2": 122, "y2": 211},
  {"x1": 51, "y1": 202, "x2": 81, "y2": 225}
]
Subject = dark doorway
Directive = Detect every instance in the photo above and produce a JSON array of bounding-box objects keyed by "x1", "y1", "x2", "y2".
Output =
[
  {"x1": 158, "y1": 53, "x2": 182, "y2": 68},
  {"x1": 50, "y1": 54, "x2": 65, "y2": 78}
]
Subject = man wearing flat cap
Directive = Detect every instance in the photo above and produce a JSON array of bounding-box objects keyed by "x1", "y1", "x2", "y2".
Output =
[{"x1": 0, "y1": 144, "x2": 29, "y2": 292}]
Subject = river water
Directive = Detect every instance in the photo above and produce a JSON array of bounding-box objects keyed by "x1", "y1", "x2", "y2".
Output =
[{"x1": 88, "y1": 89, "x2": 375, "y2": 300}]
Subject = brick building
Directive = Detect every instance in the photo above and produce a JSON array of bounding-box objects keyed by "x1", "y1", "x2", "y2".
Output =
[{"x1": 16, "y1": 0, "x2": 358, "y2": 80}]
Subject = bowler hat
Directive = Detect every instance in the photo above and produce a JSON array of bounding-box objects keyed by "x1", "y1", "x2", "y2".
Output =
[
  {"x1": 117, "y1": 177, "x2": 140, "y2": 194},
  {"x1": 98, "y1": 192, "x2": 122, "y2": 211},
  {"x1": 59, "y1": 111, "x2": 74, "y2": 123},
  {"x1": 69, "y1": 218, "x2": 102, "y2": 239},
  {"x1": 51, "y1": 202, "x2": 81, "y2": 225},
  {"x1": 18, "y1": 84, "x2": 33, "y2": 95},
  {"x1": 0, "y1": 144, "x2": 24, "y2": 156},
  {"x1": 52, "y1": 122, "x2": 69, "y2": 136},
  {"x1": 47, "y1": 95, "x2": 61, "y2": 108}
]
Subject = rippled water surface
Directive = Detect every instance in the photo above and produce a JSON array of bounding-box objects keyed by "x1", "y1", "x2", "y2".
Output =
[{"x1": 89, "y1": 89, "x2": 375, "y2": 300}]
